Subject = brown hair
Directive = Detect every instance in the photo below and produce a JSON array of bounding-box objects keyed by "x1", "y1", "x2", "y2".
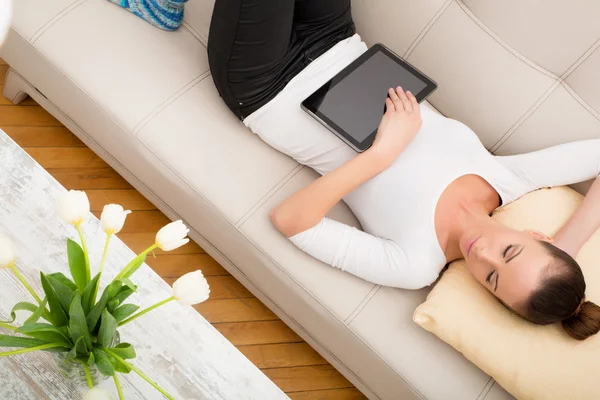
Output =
[{"x1": 522, "y1": 241, "x2": 600, "y2": 341}]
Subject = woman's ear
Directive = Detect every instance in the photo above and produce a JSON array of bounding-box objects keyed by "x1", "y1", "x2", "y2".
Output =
[{"x1": 525, "y1": 230, "x2": 553, "y2": 242}]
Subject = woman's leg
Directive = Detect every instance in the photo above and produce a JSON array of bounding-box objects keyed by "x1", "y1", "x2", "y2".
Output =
[{"x1": 208, "y1": 0, "x2": 304, "y2": 119}]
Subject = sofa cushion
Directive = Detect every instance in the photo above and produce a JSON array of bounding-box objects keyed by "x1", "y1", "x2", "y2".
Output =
[{"x1": 414, "y1": 187, "x2": 600, "y2": 400}]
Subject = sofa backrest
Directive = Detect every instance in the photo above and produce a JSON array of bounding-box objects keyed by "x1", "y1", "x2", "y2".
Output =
[{"x1": 352, "y1": 0, "x2": 600, "y2": 157}]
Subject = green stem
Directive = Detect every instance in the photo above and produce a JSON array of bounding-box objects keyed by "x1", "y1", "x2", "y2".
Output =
[
  {"x1": 82, "y1": 362, "x2": 93, "y2": 388},
  {"x1": 104, "y1": 348, "x2": 174, "y2": 400},
  {"x1": 0, "y1": 322, "x2": 16, "y2": 331},
  {"x1": 93, "y1": 234, "x2": 112, "y2": 303},
  {"x1": 118, "y1": 297, "x2": 175, "y2": 327},
  {"x1": 114, "y1": 244, "x2": 158, "y2": 281},
  {"x1": 113, "y1": 373, "x2": 124, "y2": 400},
  {"x1": 0, "y1": 342, "x2": 62, "y2": 356},
  {"x1": 10, "y1": 264, "x2": 43, "y2": 305},
  {"x1": 76, "y1": 223, "x2": 91, "y2": 283}
]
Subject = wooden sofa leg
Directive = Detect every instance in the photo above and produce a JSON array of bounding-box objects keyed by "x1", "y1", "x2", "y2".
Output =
[{"x1": 3, "y1": 68, "x2": 29, "y2": 105}]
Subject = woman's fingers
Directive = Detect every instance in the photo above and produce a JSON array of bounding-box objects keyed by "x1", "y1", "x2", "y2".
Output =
[
  {"x1": 406, "y1": 91, "x2": 420, "y2": 115},
  {"x1": 388, "y1": 88, "x2": 402, "y2": 111},
  {"x1": 396, "y1": 87, "x2": 412, "y2": 112},
  {"x1": 385, "y1": 97, "x2": 394, "y2": 113}
]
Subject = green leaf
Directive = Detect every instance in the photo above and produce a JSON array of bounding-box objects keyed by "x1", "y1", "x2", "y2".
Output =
[
  {"x1": 116, "y1": 254, "x2": 147, "y2": 280},
  {"x1": 0, "y1": 302, "x2": 38, "y2": 323},
  {"x1": 98, "y1": 310, "x2": 117, "y2": 347},
  {"x1": 66, "y1": 337, "x2": 81, "y2": 361},
  {"x1": 0, "y1": 333, "x2": 48, "y2": 348},
  {"x1": 67, "y1": 238, "x2": 87, "y2": 292},
  {"x1": 112, "y1": 304, "x2": 139, "y2": 323},
  {"x1": 46, "y1": 275, "x2": 76, "y2": 313},
  {"x1": 117, "y1": 278, "x2": 137, "y2": 292},
  {"x1": 86, "y1": 281, "x2": 122, "y2": 332},
  {"x1": 68, "y1": 292, "x2": 92, "y2": 352},
  {"x1": 81, "y1": 273, "x2": 101, "y2": 314},
  {"x1": 107, "y1": 299, "x2": 119, "y2": 313},
  {"x1": 87, "y1": 351, "x2": 95, "y2": 365},
  {"x1": 16, "y1": 323, "x2": 71, "y2": 346},
  {"x1": 40, "y1": 273, "x2": 68, "y2": 327},
  {"x1": 92, "y1": 348, "x2": 115, "y2": 376},
  {"x1": 47, "y1": 273, "x2": 78, "y2": 292},
  {"x1": 110, "y1": 355, "x2": 131, "y2": 374},
  {"x1": 109, "y1": 343, "x2": 136, "y2": 359},
  {"x1": 24, "y1": 298, "x2": 50, "y2": 325},
  {"x1": 114, "y1": 287, "x2": 135, "y2": 306}
]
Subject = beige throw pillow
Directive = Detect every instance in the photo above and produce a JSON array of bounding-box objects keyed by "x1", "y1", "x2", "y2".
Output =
[{"x1": 413, "y1": 187, "x2": 600, "y2": 400}]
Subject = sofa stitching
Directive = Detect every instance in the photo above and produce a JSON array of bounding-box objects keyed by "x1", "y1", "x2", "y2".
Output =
[
  {"x1": 490, "y1": 80, "x2": 560, "y2": 153},
  {"x1": 476, "y1": 377, "x2": 495, "y2": 400},
  {"x1": 454, "y1": 0, "x2": 558, "y2": 80},
  {"x1": 181, "y1": 21, "x2": 207, "y2": 46},
  {"x1": 132, "y1": 71, "x2": 210, "y2": 136},
  {"x1": 31, "y1": 0, "x2": 90, "y2": 44},
  {"x1": 490, "y1": 38, "x2": 600, "y2": 153},
  {"x1": 235, "y1": 164, "x2": 305, "y2": 227},
  {"x1": 344, "y1": 285, "x2": 381, "y2": 325},
  {"x1": 562, "y1": 82, "x2": 600, "y2": 121},
  {"x1": 403, "y1": 0, "x2": 453, "y2": 59}
]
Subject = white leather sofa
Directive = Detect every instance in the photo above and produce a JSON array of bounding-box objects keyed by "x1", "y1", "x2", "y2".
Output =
[{"x1": 3, "y1": 1, "x2": 599, "y2": 399}]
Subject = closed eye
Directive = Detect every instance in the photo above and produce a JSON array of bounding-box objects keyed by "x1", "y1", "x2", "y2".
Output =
[
  {"x1": 503, "y1": 245, "x2": 513, "y2": 258},
  {"x1": 486, "y1": 271, "x2": 494, "y2": 284}
]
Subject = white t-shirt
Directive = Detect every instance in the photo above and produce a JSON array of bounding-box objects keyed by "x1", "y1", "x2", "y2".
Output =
[{"x1": 244, "y1": 34, "x2": 600, "y2": 289}]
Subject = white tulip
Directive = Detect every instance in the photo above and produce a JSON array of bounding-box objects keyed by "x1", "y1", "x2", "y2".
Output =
[
  {"x1": 83, "y1": 387, "x2": 115, "y2": 400},
  {"x1": 56, "y1": 190, "x2": 90, "y2": 225},
  {"x1": 172, "y1": 270, "x2": 210, "y2": 306},
  {"x1": 0, "y1": 234, "x2": 15, "y2": 268},
  {"x1": 155, "y1": 220, "x2": 189, "y2": 251},
  {"x1": 101, "y1": 204, "x2": 131, "y2": 235}
]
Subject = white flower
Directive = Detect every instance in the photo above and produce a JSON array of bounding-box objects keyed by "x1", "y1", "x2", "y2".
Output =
[
  {"x1": 83, "y1": 387, "x2": 115, "y2": 400},
  {"x1": 155, "y1": 220, "x2": 189, "y2": 251},
  {"x1": 172, "y1": 270, "x2": 210, "y2": 306},
  {"x1": 101, "y1": 204, "x2": 131, "y2": 235},
  {"x1": 56, "y1": 190, "x2": 90, "y2": 225},
  {"x1": 0, "y1": 234, "x2": 15, "y2": 268}
]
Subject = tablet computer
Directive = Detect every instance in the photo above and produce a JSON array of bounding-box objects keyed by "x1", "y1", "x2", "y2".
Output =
[{"x1": 301, "y1": 43, "x2": 437, "y2": 152}]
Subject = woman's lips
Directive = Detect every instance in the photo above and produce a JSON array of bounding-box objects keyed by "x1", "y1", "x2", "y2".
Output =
[{"x1": 467, "y1": 237, "x2": 479, "y2": 256}]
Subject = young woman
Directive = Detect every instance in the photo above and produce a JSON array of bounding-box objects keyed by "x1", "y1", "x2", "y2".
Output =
[{"x1": 208, "y1": 0, "x2": 600, "y2": 340}]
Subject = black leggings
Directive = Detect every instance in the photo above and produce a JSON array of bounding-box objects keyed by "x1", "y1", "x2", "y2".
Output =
[{"x1": 207, "y1": 0, "x2": 355, "y2": 120}]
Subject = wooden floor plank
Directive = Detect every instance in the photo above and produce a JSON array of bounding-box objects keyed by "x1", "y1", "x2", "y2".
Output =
[
  {"x1": 146, "y1": 254, "x2": 229, "y2": 277},
  {"x1": 48, "y1": 168, "x2": 132, "y2": 190},
  {"x1": 238, "y1": 343, "x2": 327, "y2": 369},
  {"x1": 0, "y1": 105, "x2": 61, "y2": 126},
  {"x1": 214, "y1": 321, "x2": 303, "y2": 346},
  {"x1": 194, "y1": 298, "x2": 278, "y2": 323},
  {"x1": 263, "y1": 366, "x2": 353, "y2": 392},
  {"x1": 86, "y1": 189, "x2": 156, "y2": 212},
  {"x1": 25, "y1": 147, "x2": 109, "y2": 169},
  {"x1": 3, "y1": 126, "x2": 84, "y2": 147},
  {"x1": 288, "y1": 389, "x2": 367, "y2": 400}
]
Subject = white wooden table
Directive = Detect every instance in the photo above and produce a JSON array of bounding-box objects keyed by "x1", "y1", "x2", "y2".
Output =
[{"x1": 0, "y1": 130, "x2": 289, "y2": 400}]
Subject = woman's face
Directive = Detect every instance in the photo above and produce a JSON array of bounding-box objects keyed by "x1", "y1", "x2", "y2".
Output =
[{"x1": 461, "y1": 224, "x2": 554, "y2": 310}]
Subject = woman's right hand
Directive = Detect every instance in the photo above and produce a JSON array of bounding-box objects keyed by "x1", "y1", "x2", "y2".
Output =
[{"x1": 370, "y1": 87, "x2": 422, "y2": 167}]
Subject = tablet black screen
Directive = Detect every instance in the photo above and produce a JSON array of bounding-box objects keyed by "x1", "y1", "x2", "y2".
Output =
[{"x1": 302, "y1": 44, "x2": 437, "y2": 151}]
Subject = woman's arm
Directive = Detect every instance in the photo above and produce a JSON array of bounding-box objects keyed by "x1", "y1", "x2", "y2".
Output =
[
  {"x1": 496, "y1": 139, "x2": 600, "y2": 257},
  {"x1": 554, "y1": 177, "x2": 600, "y2": 257},
  {"x1": 270, "y1": 87, "x2": 422, "y2": 237}
]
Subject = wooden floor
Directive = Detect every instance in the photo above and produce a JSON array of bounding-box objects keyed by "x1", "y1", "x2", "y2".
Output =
[{"x1": 0, "y1": 59, "x2": 366, "y2": 400}]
